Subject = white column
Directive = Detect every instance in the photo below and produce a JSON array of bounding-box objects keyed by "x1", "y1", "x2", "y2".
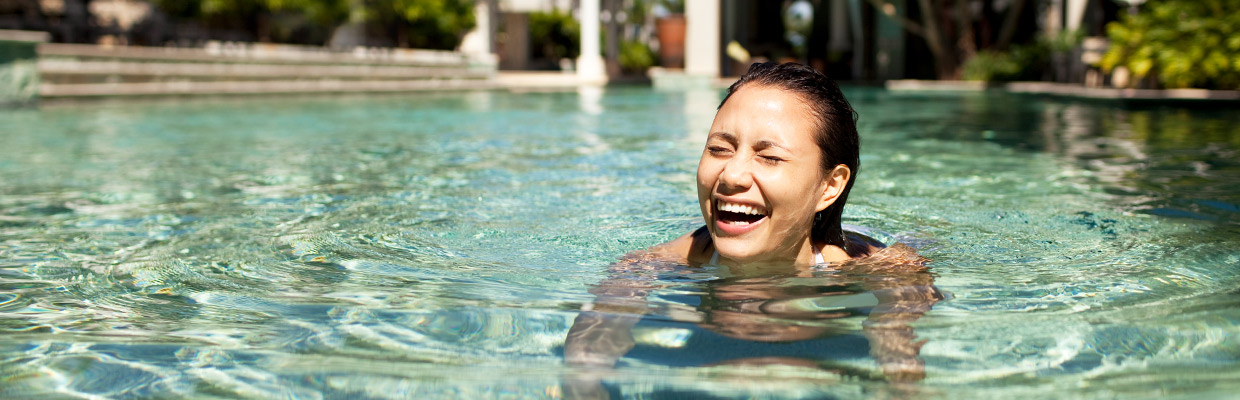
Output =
[
  {"x1": 828, "y1": 0, "x2": 850, "y2": 52},
  {"x1": 1045, "y1": 0, "x2": 1063, "y2": 37},
  {"x1": 848, "y1": 0, "x2": 864, "y2": 78},
  {"x1": 1066, "y1": 0, "x2": 1088, "y2": 31},
  {"x1": 685, "y1": 0, "x2": 721, "y2": 78},
  {"x1": 459, "y1": 0, "x2": 496, "y2": 62},
  {"x1": 577, "y1": 0, "x2": 607, "y2": 84}
]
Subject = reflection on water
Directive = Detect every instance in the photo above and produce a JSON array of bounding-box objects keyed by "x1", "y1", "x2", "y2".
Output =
[
  {"x1": 0, "y1": 89, "x2": 1238, "y2": 398},
  {"x1": 564, "y1": 243, "x2": 942, "y2": 400}
]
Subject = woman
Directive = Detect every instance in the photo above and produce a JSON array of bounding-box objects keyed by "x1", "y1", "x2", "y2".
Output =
[
  {"x1": 564, "y1": 63, "x2": 940, "y2": 396},
  {"x1": 651, "y1": 61, "x2": 880, "y2": 268}
]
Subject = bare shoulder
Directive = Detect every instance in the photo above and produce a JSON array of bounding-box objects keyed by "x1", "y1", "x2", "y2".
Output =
[{"x1": 643, "y1": 226, "x2": 713, "y2": 266}]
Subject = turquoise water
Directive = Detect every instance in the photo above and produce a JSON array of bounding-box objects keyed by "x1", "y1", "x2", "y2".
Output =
[{"x1": 0, "y1": 88, "x2": 1238, "y2": 398}]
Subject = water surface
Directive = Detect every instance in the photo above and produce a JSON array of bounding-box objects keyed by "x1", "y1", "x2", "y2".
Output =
[{"x1": 1, "y1": 88, "x2": 1237, "y2": 398}]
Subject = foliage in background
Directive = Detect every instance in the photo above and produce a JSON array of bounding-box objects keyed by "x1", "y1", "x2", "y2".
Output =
[
  {"x1": 655, "y1": 0, "x2": 684, "y2": 14},
  {"x1": 528, "y1": 9, "x2": 579, "y2": 62},
  {"x1": 626, "y1": 0, "x2": 651, "y2": 22},
  {"x1": 1042, "y1": 29, "x2": 1083, "y2": 54},
  {"x1": 1100, "y1": 0, "x2": 1240, "y2": 89},
  {"x1": 962, "y1": 50, "x2": 1022, "y2": 82},
  {"x1": 380, "y1": 0, "x2": 474, "y2": 49},
  {"x1": 153, "y1": 0, "x2": 346, "y2": 36},
  {"x1": 962, "y1": 31, "x2": 1083, "y2": 82},
  {"x1": 866, "y1": 0, "x2": 1034, "y2": 80},
  {"x1": 149, "y1": 0, "x2": 473, "y2": 49},
  {"x1": 151, "y1": 0, "x2": 270, "y2": 38},
  {"x1": 962, "y1": 42, "x2": 1047, "y2": 82},
  {"x1": 618, "y1": 39, "x2": 656, "y2": 74},
  {"x1": 267, "y1": 0, "x2": 350, "y2": 44}
]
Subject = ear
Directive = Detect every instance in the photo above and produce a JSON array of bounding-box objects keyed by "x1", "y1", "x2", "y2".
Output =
[{"x1": 815, "y1": 164, "x2": 851, "y2": 213}]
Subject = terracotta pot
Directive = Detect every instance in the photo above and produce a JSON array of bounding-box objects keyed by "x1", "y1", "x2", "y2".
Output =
[{"x1": 656, "y1": 15, "x2": 686, "y2": 69}]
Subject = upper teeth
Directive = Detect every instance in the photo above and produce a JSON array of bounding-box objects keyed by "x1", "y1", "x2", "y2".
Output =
[{"x1": 718, "y1": 201, "x2": 764, "y2": 215}]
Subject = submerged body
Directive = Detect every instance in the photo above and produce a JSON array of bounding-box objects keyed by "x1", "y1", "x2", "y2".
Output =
[
  {"x1": 563, "y1": 235, "x2": 941, "y2": 400},
  {"x1": 563, "y1": 64, "x2": 942, "y2": 397}
]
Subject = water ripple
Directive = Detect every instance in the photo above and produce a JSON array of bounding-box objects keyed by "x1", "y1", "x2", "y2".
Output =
[{"x1": 0, "y1": 89, "x2": 1237, "y2": 398}]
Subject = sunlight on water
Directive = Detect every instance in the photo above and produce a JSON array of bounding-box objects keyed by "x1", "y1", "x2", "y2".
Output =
[{"x1": 1, "y1": 88, "x2": 1238, "y2": 398}]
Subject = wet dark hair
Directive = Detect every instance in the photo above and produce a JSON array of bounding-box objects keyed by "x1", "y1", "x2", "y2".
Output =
[{"x1": 718, "y1": 62, "x2": 860, "y2": 251}]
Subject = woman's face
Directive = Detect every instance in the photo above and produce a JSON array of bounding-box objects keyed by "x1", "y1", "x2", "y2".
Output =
[{"x1": 698, "y1": 85, "x2": 835, "y2": 264}]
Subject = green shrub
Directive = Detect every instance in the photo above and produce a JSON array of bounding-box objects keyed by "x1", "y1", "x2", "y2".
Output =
[
  {"x1": 963, "y1": 51, "x2": 1020, "y2": 82},
  {"x1": 619, "y1": 40, "x2": 656, "y2": 74},
  {"x1": 387, "y1": 0, "x2": 476, "y2": 50},
  {"x1": 1041, "y1": 29, "x2": 1084, "y2": 53},
  {"x1": 528, "y1": 9, "x2": 580, "y2": 61},
  {"x1": 1101, "y1": 0, "x2": 1240, "y2": 89},
  {"x1": 151, "y1": 0, "x2": 474, "y2": 49},
  {"x1": 656, "y1": 0, "x2": 684, "y2": 14},
  {"x1": 962, "y1": 43, "x2": 1047, "y2": 82}
]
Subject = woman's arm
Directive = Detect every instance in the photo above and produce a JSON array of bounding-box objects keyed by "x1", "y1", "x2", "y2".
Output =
[
  {"x1": 564, "y1": 228, "x2": 711, "y2": 366},
  {"x1": 562, "y1": 232, "x2": 708, "y2": 399},
  {"x1": 844, "y1": 244, "x2": 944, "y2": 382},
  {"x1": 563, "y1": 261, "x2": 658, "y2": 366}
]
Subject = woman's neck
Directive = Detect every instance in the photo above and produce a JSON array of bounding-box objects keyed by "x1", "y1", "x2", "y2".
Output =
[{"x1": 715, "y1": 238, "x2": 846, "y2": 271}]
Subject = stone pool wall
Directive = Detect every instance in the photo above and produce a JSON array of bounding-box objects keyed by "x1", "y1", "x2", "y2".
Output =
[
  {"x1": 34, "y1": 40, "x2": 497, "y2": 99},
  {"x1": 0, "y1": 30, "x2": 49, "y2": 106}
]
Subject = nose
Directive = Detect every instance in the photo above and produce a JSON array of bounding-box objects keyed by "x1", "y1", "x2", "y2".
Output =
[{"x1": 717, "y1": 154, "x2": 754, "y2": 193}]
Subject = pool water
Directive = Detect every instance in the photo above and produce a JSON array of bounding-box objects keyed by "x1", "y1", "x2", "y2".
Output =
[{"x1": 0, "y1": 88, "x2": 1237, "y2": 399}]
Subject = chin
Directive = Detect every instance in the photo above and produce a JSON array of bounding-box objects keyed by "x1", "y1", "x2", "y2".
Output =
[{"x1": 713, "y1": 237, "x2": 768, "y2": 262}]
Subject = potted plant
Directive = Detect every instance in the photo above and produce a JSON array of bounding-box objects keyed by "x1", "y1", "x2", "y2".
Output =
[{"x1": 654, "y1": 0, "x2": 685, "y2": 69}]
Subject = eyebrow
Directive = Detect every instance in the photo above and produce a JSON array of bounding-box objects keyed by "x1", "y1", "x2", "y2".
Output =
[
  {"x1": 708, "y1": 131, "x2": 737, "y2": 143},
  {"x1": 708, "y1": 132, "x2": 792, "y2": 152},
  {"x1": 754, "y1": 140, "x2": 791, "y2": 152}
]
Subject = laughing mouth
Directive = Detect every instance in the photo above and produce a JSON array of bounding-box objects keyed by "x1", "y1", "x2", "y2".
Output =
[{"x1": 716, "y1": 200, "x2": 768, "y2": 226}]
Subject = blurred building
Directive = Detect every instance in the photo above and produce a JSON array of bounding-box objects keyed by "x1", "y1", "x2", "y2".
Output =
[
  {"x1": 0, "y1": 0, "x2": 149, "y2": 44},
  {"x1": 88, "y1": 0, "x2": 150, "y2": 45},
  {"x1": 468, "y1": 0, "x2": 1122, "y2": 84},
  {"x1": 2, "y1": 0, "x2": 1127, "y2": 84}
]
